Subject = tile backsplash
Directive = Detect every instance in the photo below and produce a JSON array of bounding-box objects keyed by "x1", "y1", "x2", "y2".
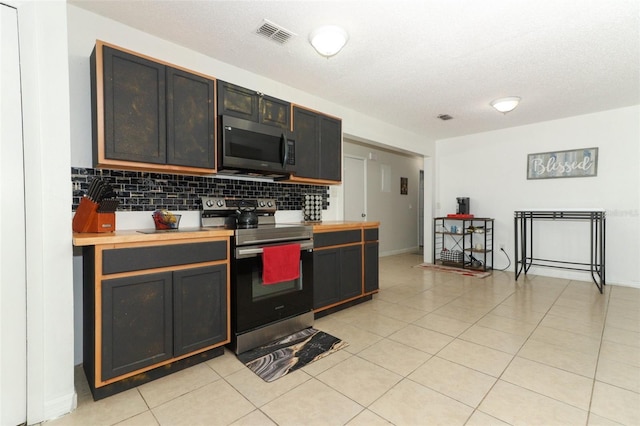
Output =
[{"x1": 71, "y1": 167, "x2": 329, "y2": 212}]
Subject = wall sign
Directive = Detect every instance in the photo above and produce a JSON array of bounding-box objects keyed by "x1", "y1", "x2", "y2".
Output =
[{"x1": 527, "y1": 147, "x2": 598, "y2": 180}]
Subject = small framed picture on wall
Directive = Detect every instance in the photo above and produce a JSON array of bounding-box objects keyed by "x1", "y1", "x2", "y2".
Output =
[{"x1": 400, "y1": 177, "x2": 408, "y2": 195}]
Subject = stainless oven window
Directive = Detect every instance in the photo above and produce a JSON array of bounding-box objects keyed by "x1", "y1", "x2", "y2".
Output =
[{"x1": 251, "y1": 259, "x2": 303, "y2": 301}]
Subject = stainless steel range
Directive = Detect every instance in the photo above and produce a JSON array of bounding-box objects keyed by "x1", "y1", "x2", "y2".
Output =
[{"x1": 201, "y1": 197, "x2": 314, "y2": 354}]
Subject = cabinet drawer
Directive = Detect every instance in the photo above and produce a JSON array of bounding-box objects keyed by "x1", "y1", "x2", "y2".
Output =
[
  {"x1": 364, "y1": 228, "x2": 378, "y2": 241},
  {"x1": 314, "y1": 230, "x2": 361, "y2": 248},
  {"x1": 103, "y1": 241, "x2": 227, "y2": 274}
]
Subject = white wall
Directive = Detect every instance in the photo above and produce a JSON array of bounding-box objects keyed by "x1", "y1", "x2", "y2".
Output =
[
  {"x1": 344, "y1": 141, "x2": 423, "y2": 256},
  {"x1": 436, "y1": 106, "x2": 640, "y2": 287},
  {"x1": 3, "y1": 0, "x2": 76, "y2": 423}
]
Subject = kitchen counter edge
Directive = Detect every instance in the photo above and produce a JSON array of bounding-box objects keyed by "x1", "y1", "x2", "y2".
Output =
[
  {"x1": 73, "y1": 228, "x2": 234, "y2": 246},
  {"x1": 305, "y1": 221, "x2": 380, "y2": 232}
]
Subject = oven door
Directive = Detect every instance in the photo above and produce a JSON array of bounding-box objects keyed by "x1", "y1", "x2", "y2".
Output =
[{"x1": 232, "y1": 241, "x2": 313, "y2": 334}]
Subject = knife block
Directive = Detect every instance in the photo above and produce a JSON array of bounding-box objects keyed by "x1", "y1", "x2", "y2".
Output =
[{"x1": 73, "y1": 197, "x2": 116, "y2": 233}]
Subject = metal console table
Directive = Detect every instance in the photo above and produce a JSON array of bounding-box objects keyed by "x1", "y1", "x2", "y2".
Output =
[{"x1": 514, "y1": 209, "x2": 606, "y2": 293}]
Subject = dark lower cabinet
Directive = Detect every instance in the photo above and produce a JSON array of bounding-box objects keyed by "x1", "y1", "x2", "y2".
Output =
[
  {"x1": 313, "y1": 245, "x2": 362, "y2": 309},
  {"x1": 100, "y1": 264, "x2": 227, "y2": 381},
  {"x1": 101, "y1": 272, "x2": 173, "y2": 381},
  {"x1": 173, "y1": 265, "x2": 227, "y2": 356},
  {"x1": 364, "y1": 242, "x2": 379, "y2": 293}
]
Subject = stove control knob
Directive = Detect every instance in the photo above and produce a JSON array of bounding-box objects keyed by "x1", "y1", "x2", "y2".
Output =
[
  {"x1": 216, "y1": 200, "x2": 225, "y2": 207},
  {"x1": 267, "y1": 201, "x2": 273, "y2": 208},
  {"x1": 259, "y1": 201, "x2": 266, "y2": 207},
  {"x1": 205, "y1": 200, "x2": 214, "y2": 207}
]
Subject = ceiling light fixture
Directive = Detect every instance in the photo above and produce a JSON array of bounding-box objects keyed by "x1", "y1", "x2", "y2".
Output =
[
  {"x1": 309, "y1": 25, "x2": 348, "y2": 57},
  {"x1": 490, "y1": 96, "x2": 521, "y2": 114}
]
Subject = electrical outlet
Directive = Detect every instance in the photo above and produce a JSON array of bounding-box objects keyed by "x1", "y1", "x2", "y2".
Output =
[{"x1": 499, "y1": 243, "x2": 505, "y2": 250}]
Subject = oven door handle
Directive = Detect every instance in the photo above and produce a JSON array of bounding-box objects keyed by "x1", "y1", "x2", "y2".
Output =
[{"x1": 235, "y1": 240, "x2": 314, "y2": 259}]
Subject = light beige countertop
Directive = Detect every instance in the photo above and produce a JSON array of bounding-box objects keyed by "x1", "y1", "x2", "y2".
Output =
[{"x1": 72, "y1": 227, "x2": 234, "y2": 246}]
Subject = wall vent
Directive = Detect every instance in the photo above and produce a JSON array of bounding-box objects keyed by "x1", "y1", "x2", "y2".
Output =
[{"x1": 256, "y1": 19, "x2": 296, "y2": 44}]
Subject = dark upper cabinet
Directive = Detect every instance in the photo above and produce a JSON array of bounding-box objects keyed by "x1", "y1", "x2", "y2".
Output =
[
  {"x1": 101, "y1": 46, "x2": 167, "y2": 164},
  {"x1": 217, "y1": 80, "x2": 290, "y2": 129},
  {"x1": 92, "y1": 42, "x2": 215, "y2": 173},
  {"x1": 166, "y1": 67, "x2": 215, "y2": 169},
  {"x1": 292, "y1": 106, "x2": 342, "y2": 182}
]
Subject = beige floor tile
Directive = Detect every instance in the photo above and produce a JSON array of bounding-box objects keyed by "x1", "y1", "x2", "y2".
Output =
[
  {"x1": 547, "y1": 303, "x2": 606, "y2": 324},
  {"x1": 224, "y1": 365, "x2": 311, "y2": 407},
  {"x1": 518, "y1": 338, "x2": 598, "y2": 378},
  {"x1": 395, "y1": 291, "x2": 455, "y2": 312},
  {"x1": 369, "y1": 378, "x2": 473, "y2": 425},
  {"x1": 529, "y1": 325, "x2": 601, "y2": 356},
  {"x1": 318, "y1": 322, "x2": 383, "y2": 354},
  {"x1": 479, "y1": 380, "x2": 588, "y2": 425},
  {"x1": 300, "y1": 346, "x2": 352, "y2": 376},
  {"x1": 346, "y1": 409, "x2": 392, "y2": 425},
  {"x1": 152, "y1": 381, "x2": 255, "y2": 425},
  {"x1": 369, "y1": 300, "x2": 427, "y2": 322},
  {"x1": 603, "y1": 325, "x2": 640, "y2": 348},
  {"x1": 408, "y1": 356, "x2": 497, "y2": 407},
  {"x1": 261, "y1": 378, "x2": 363, "y2": 426},
  {"x1": 501, "y1": 357, "x2": 593, "y2": 410},
  {"x1": 490, "y1": 303, "x2": 547, "y2": 324},
  {"x1": 412, "y1": 312, "x2": 473, "y2": 337},
  {"x1": 587, "y1": 412, "x2": 627, "y2": 425},
  {"x1": 229, "y1": 409, "x2": 277, "y2": 426},
  {"x1": 596, "y1": 357, "x2": 640, "y2": 393},
  {"x1": 205, "y1": 348, "x2": 247, "y2": 378},
  {"x1": 590, "y1": 381, "x2": 640, "y2": 425},
  {"x1": 438, "y1": 339, "x2": 514, "y2": 377},
  {"x1": 459, "y1": 325, "x2": 527, "y2": 355},
  {"x1": 348, "y1": 311, "x2": 409, "y2": 337},
  {"x1": 605, "y1": 311, "x2": 640, "y2": 333},
  {"x1": 599, "y1": 340, "x2": 640, "y2": 367},
  {"x1": 476, "y1": 313, "x2": 538, "y2": 337},
  {"x1": 387, "y1": 323, "x2": 454, "y2": 355},
  {"x1": 138, "y1": 362, "x2": 221, "y2": 408},
  {"x1": 316, "y1": 356, "x2": 402, "y2": 406},
  {"x1": 540, "y1": 312, "x2": 605, "y2": 339},
  {"x1": 465, "y1": 410, "x2": 511, "y2": 426},
  {"x1": 357, "y1": 338, "x2": 432, "y2": 376},
  {"x1": 114, "y1": 411, "x2": 159, "y2": 426},
  {"x1": 375, "y1": 284, "x2": 424, "y2": 303},
  {"x1": 432, "y1": 304, "x2": 490, "y2": 323},
  {"x1": 48, "y1": 388, "x2": 148, "y2": 426}
]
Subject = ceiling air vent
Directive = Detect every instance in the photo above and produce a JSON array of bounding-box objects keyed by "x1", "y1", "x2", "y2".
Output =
[
  {"x1": 256, "y1": 19, "x2": 296, "y2": 44},
  {"x1": 438, "y1": 114, "x2": 453, "y2": 121}
]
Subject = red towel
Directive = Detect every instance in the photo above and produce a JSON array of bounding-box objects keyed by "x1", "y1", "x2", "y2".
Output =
[{"x1": 262, "y1": 243, "x2": 301, "y2": 285}]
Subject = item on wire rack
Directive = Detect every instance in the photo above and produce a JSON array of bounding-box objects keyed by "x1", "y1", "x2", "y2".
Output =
[{"x1": 440, "y1": 248, "x2": 464, "y2": 264}]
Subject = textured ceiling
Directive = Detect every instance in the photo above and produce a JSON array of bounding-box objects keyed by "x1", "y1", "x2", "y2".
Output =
[{"x1": 69, "y1": 0, "x2": 640, "y2": 142}]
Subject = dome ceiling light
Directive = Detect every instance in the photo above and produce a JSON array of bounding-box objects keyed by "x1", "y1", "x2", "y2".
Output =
[
  {"x1": 490, "y1": 96, "x2": 521, "y2": 114},
  {"x1": 309, "y1": 25, "x2": 349, "y2": 57}
]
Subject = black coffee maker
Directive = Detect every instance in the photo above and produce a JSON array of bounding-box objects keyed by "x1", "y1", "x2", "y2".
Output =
[{"x1": 456, "y1": 197, "x2": 470, "y2": 215}]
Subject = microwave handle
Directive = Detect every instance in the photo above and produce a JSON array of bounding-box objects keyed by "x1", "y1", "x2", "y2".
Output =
[{"x1": 281, "y1": 133, "x2": 289, "y2": 168}]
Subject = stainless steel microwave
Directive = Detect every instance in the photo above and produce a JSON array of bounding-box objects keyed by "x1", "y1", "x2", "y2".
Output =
[{"x1": 218, "y1": 115, "x2": 296, "y2": 176}]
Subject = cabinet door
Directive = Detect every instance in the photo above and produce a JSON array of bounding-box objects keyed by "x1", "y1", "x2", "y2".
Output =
[
  {"x1": 364, "y1": 242, "x2": 379, "y2": 293},
  {"x1": 101, "y1": 272, "x2": 173, "y2": 381},
  {"x1": 217, "y1": 80, "x2": 259, "y2": 122},
  {"x1": 313, "y1": 248, "x2": 341, "y2": 309},
  {"x1": 292, "y1": 106, "x2": 320, "y2": 179},
  {"x1": 102, "y1": 46, "x2": 166, "y2": 164},
  {"x1": 319, "y1": 115, "x2": 342, "y2": 181},
  {"x1": 173, "y1": 265, "x2": 227, "y2": 356},
  {"x1": 260, "y1": 94, "x2": 290, "y2": 129},
  {"x1": 166, "y1": 67, "x2": 215, "y2": 169},
  {"x1": 340, "y1": 245, "x2": 362, "y2": 300}
]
